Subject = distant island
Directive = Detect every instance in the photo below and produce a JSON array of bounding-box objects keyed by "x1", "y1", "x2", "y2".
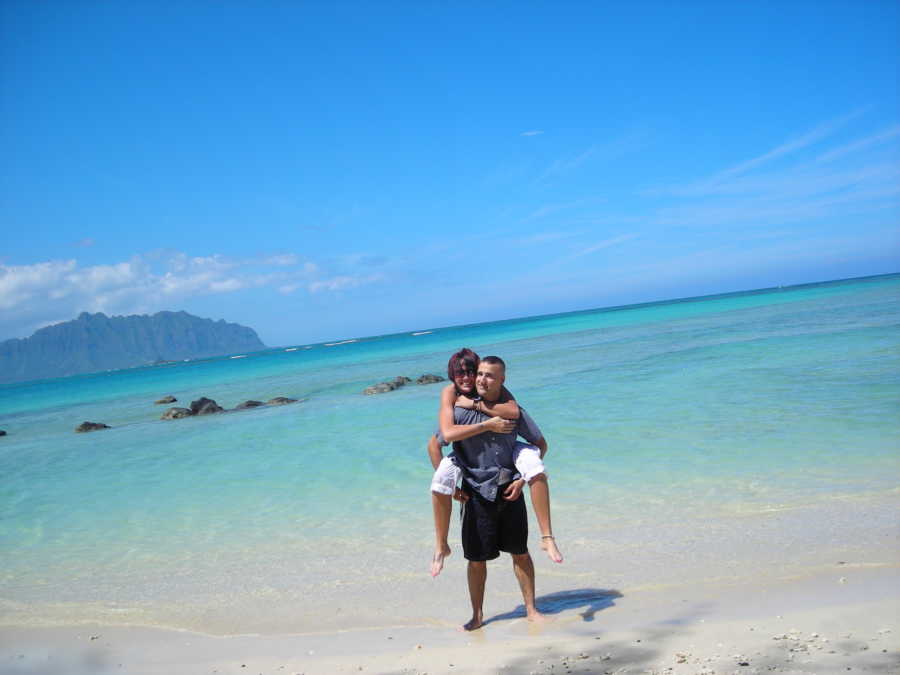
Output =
[{"x1": 0, "y1": 311, "x2": 266, "y2": 384}]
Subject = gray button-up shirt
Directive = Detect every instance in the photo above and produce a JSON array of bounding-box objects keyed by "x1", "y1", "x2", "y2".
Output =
[{"x1": 437, "y1": 407, "x2": 544, "y2": 502}]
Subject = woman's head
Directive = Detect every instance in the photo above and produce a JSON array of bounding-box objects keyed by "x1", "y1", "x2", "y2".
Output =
[{"x1": 448, "y1": 347, "x2": 480, "y2": 394}]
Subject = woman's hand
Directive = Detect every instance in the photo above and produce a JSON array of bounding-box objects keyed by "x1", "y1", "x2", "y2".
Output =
[
  {"x1": 484, "y1": 416, "x2": 516, "y2": 433},
  {"x1": 455, "y1": 395, "x2": 476, "y2": 409}
]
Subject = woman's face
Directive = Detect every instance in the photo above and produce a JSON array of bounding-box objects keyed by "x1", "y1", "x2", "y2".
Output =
[{"x1": 453, "y1": 365, "x2": 476, "y2": 394}]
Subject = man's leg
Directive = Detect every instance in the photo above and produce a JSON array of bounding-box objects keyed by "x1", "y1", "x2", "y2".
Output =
[
  {"x1": 431, "y1": 491, "x2": 452, "y2": 577},
  {"x1": 464, "y1": 561, "x2": 486, "y2": 631},
  {"x1": 528, "y1": 474, "x2": 563, "y2": 563},
  {"x1": 511, "y1": 552, "x2": 547, "y2": 622}
]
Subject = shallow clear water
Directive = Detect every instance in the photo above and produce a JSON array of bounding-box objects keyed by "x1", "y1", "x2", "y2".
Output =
[{"x1": 1, "y1": 274, "x2": 898, "y2": 633}]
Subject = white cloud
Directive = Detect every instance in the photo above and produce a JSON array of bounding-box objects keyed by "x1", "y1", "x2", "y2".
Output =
[
  {"x1": 521, "y1": 130, "x2": 544, "y2": 137},
  {"x1": 0, "y1": 250, "x2": 385, "y2": 339},
  {"x1": 262, "y1": 253, "x2": 300, "y2": 266}
]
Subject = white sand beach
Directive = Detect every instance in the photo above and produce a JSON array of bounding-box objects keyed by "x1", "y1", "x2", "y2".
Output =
[{"x1": 3, "y1": 528, "x2": 897, "y2": 674}]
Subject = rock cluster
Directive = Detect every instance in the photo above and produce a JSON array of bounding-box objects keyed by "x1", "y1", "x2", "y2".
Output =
[
  {"x1": 161, "y1": 407, "x2": 193, "y2": 420},
  {"x1": 161, "y1": 396, "x2": 300, "y2": 420},
  {"x1": 0, "y1": 429, "x2": 6, "y2": 436},
  {"x1": 235, "y1": 400, "x2": 264, "y2": 409},
  {"x1": 75, "y1": 421, "x2": 110, "y2": 433},
  {"x1": 267, "y1": 397, "x2": 298, "y2": 405},
  {"x1": 190, "y1": 397, "x2": 224, "y2": 415},
  {"x1": 363, "y1": 374, "x2": 444, "y2": 394},
  {"x1": 154, "y1": 395, "x2": 177, "y2": 404}
]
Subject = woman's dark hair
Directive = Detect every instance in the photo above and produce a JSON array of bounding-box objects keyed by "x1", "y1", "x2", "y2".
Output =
[{"x1": 447, "y1": 347, "x2": 480, "y2": 383}]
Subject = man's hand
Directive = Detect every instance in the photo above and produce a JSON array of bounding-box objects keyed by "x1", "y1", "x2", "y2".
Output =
[
  {"x1": 502, "y1": 479, "x2": 525, "y2": 501},
  {"x1": 453, "y1": 488, "x2": 469, "y2": 503},
  {"x1": 484, "y1": 416, "x2": 516, "y2": 433}
]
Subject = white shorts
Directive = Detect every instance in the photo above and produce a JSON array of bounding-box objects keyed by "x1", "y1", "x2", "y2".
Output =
[{"x1": 430, "y1": 441, "x2": 546, "y2": 495}]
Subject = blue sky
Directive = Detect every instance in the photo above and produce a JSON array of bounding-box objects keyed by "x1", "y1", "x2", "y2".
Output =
[{"x1": 1, "y1": 1, "x2": 898, "y2": 346}]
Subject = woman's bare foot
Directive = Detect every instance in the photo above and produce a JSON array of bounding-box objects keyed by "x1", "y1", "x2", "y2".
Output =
[
  {"x1": 461, "y1": 610, "x2": 484, "y2": 631},
  {"x1": 540, "y1": 535, "x2": 563, "y2": 563},
  {"x1": 430, "y1": 543, "x2": 452, "y2": 577}
]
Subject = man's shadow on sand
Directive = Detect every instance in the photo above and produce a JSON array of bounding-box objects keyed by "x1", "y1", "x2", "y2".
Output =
[{"x1": 483, "y1": 588, "x2": 623, "y2": 626}]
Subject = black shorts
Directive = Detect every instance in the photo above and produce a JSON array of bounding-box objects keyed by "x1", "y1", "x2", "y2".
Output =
[{"x1": 461, "y1": 486, "x2": 528, "y2": 561}]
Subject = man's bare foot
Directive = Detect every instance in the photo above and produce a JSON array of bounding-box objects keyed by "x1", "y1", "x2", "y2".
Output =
[
  {"x1": 526, "y1": 608, "x2": 553, "y2": 623},
  {"x1": 430, "y1": 543, "x2": 452, "y2": 577},
  {"x1": 461, "y1": 611, "x2": 484, "y2": 631},
  {"x1": 540, "y1": 535, "x2": 563, "y2": 563}
]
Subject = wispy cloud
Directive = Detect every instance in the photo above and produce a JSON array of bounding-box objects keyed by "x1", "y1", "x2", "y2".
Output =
[
  {"x1": 522, "y1": 200, "x2": 590, "y2": 223},
  {"x1": 816, "y1": 124, "x2": 900, "y2": 163},
  {"x1": 660, "y1": 109, "x2": 869, "y2": 198},
  {"x1": 639, "y1": 109, "x2": 899, "y2": 232},
  {"x1": 72, "y1": 238, "x2": 95, "y2": 248},
  {"x1": 571, "y1": 233, "x2": 639, "y2": 258},
  {"x1": 710, "y1": 109, "x2": 865, "y2": 181},
  {"x1": 516, "y1": 230, "x2": 583, "y2": 246},
  {"x1": 521, "y1": 130, "x2": 544, "y2": 137},
  {"x1": 538, "y1": 146, "x2": 596, "y2": 182},
  {"x1": 308, "y1": 274, "x2": 384, "y2": 293}
]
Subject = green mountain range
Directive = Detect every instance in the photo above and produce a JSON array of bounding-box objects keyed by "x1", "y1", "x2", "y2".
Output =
[{"x1": 0, "y1": 311, "x2": 266, "y2": 384}]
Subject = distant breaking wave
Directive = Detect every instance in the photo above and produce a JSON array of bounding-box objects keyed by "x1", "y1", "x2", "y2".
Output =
[
  {"x1": 411, "y1": 331, "x2": 433, "y2": 336},
  {"x1": 230, "y1": 355, "x2": 247, "y2": 359},
  {"x1": 324, "y1": 339, "x2": 358, "y2": 347},
  {"x1": 284, "y1": 347, "x2": 298, "y2": 352}
]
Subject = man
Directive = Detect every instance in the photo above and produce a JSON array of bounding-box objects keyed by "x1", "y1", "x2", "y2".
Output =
[{"x1": 439, "y1": 355, "x2": 549, "y2": 631}]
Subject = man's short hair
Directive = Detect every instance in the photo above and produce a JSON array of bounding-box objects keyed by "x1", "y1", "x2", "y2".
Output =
[
  {"x1": 480, "y1": 355, "x2": 506, "y2": 372},
  {"x1": 448, "y1": 347, "x2": 480, "y2": 380}
]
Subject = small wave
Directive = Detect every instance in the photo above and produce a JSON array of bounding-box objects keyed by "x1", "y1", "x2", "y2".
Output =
[
  {"x1": 324, "y1": 339, "x2": 358, "y2": 347},
  {"x1": 411, "y1": 331, "x2": 433, "y2": 336},
  {"x1": 230, "y1": 355, "x2": 247, "y2": 359},
  {"x1": 284, "y1": 348, "x2": 298, "y2": 352}
]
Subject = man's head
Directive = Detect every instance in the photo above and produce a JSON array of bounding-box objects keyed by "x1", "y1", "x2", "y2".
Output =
[
  {"x1": 476, "y1": 356, "x2": 506, "y2": 401},
  {"x1": 448, "y1": 348, "x2": 480, "y2": 394}
]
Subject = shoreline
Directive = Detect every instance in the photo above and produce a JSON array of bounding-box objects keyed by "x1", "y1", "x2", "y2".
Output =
[{"x1": 2, "y1": 565, "x2": 897, "y2": 674}]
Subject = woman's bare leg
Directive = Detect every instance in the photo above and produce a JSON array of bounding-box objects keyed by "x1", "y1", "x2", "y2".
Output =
[
  {"x1": 431, "y1": 491, "x2": 453, "y2": 576},
  {"x1": 528, "y1": 474, "x2": 563, "y2": 563}
]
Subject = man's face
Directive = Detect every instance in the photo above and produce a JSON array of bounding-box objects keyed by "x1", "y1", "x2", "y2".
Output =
[{"x1": 475, "y1": 361, "x2": 505, "y2": 400}]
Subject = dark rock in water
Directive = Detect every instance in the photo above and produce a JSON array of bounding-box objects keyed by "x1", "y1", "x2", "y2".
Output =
[
  {"x1": 416, "y1": 374, "x2": 444, "y2": 385},
  {"x1": 236, "y1": 400, "x2": 265, "y2": 409},
  {"x1": 363, "y1": 375, "x2": 415, "y2": 395},
  {"x1": 266, "y1": 397, "x2": 298, "y2": 405},
  {"x1": 190, "y1": 397, "x2": 224, "y2": 415},
  {"x1": 161, "y1": 407, "x2": 193, "y2": 420},
  {"x1": 155, "y1": 395, "x2": 177, "y2": 404},
  {"x1": 0, "y1": 430, "x2": 6, "y2": 436},
  {"x1": 76, "y1": 421, "x2": 110, "y2": 433},
  {"x1": 363, "y1": 382, "x2": 396, "y2": 395}
]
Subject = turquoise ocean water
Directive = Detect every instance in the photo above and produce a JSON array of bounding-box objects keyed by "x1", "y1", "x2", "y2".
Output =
[{"x1": 1, "y1": 274, "x2": 899, "y2": 634}]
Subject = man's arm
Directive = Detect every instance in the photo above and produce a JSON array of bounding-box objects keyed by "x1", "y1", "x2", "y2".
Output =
[
  {"x1": 439, "y1": 385, "x2": 514, "y2": 441},
  {"x1": 516, "y1": 408, "x2": 548, "y2": 457}
]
